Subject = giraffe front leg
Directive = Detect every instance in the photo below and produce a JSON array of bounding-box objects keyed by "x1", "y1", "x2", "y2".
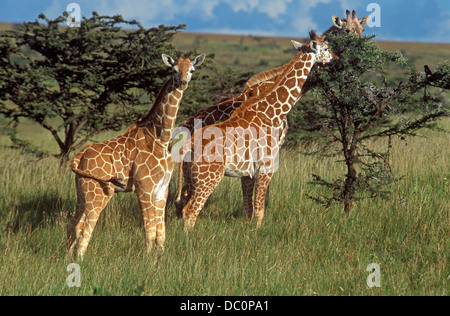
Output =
[
  {"x1": 136, "y1": 189, "x2": 157, "y2": 253},
  {"x1": 182, "y1": 177, "x2": 222, "y2": 231},
  {"x1": 181, "y1": 162, "x2": 225, "y2": 231},
  {"x1": 253, "y1": 172, "x2": 273, "y2": 228},
  {"x1": 241, "y1": 176, "x2": 255, "y2": 220},
  {"x1": 154, "y1": 184, "x2": 170, "y2": 251}
]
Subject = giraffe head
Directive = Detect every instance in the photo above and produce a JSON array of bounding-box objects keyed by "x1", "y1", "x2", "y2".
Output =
[
  {"x1": 162, "y1": 53, "x2": 206, "y2": 87},
  {"x1": 291, "y1": 31, "x2": 338, "y2": 65},
  {"x1": 332, "y1": 10, "x2": 369, "y2": 36}
]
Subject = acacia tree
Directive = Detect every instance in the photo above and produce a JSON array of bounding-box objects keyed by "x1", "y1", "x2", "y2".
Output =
[
  {"x1": 0, "y1": 12, "x2": 184, "y2": 161},
  {"x1": 296, "y1": 33, "x2": 449, "y2": 214}
]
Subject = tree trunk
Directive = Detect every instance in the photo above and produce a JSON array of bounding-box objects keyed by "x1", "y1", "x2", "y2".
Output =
[{"x1": 343, "y1": 159, "x2": 357, "y2": 215}]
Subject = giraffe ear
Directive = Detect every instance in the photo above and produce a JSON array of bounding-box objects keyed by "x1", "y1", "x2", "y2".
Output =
[
  {"x1": 358, "y1": 15, "x2": 369, "y2": 27},
  {"x1": 332, "y1": 16, "x2": 345, "y2": 29},
  {"x1": 291, "y1": 40, "x2": 303, "y2": 51},
  {"x1": 193, "y1": 54, "x2": 206, "y2": 67},
  {"x1": 310, "y1": 41, "x2": 318, "y2": 53},
  {"x1": 162, "y1": 54, "x2": 175, "y2": 67}
]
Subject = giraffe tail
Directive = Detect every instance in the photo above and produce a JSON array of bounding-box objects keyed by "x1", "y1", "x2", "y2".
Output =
[{"x1": 70, "y1": 152, "x2": 126, "y2": 190}]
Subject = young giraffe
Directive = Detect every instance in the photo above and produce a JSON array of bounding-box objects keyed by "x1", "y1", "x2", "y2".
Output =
[
  {"x1": 179, "y1": 32, "x2": 338, "y2": 230},
  {"x1": 67, "y1": 53, "x2": 206, "y2": 258},
  {"x1": 174, "y1": 10, "x2": 367, "y2": 223}
]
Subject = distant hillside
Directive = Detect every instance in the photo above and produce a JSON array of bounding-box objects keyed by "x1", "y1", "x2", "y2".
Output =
[
  {"x1": 1, "y1": 22, "x2": 448, "y2": 77},
  {"x1": 0, "y1": 22, "x2": 18, "y2": 31},
  {"x1": 174, "y1": 32, "x2": 450, "y2": 77}
]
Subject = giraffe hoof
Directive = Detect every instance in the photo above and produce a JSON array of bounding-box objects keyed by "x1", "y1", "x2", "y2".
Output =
[
  {"x1": 183, "y1": 221, "x2": 195, "y2": 233},
  {"x1": 156, "y1": 245, "x2": 165, "y2": 253}
]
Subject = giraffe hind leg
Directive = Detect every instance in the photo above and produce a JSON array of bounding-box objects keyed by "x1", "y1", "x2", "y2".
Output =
[
  {"x1": 74, "y1": 179, "x2": 114, "y2": 259},
  {"x1": 253, "y1": 172, "x2": 273, "y2": 228},
  {"x1": 241, "y1": 176, "x2": 255, "y2": 220},
  {"x1": 67, "y1": 175, "x2": 86, "y2": 255}
]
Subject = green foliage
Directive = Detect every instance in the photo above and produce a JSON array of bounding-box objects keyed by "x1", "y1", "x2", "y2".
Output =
[
  {"x1": 291, "y1": 33, "x2": 449, "y2": 212},
  {"x1": 0, "y1": 12, "x2": 184, "y2": 160},
  {"x1": 178, "y1": 58, "x2": 254, "y2": 122}
]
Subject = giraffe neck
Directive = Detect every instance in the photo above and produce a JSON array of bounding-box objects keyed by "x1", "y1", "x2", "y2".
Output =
[
  {"x1": 141, "y1": 77, "x2": 186, "y2": 145},
  {"x1": 254, "y1": 50, "x2": 316, "y2": 126}
]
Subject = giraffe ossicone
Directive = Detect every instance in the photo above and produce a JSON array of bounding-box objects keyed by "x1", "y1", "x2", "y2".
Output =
[
  {"x1": 326, "y1": 9, "x2": 369, "y2": 36},
  {"x1": 67, "y1": 53, "x2": 206, "y2": 259}
]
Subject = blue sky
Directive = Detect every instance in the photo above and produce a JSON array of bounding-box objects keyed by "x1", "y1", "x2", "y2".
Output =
[{"x1": 1, "y1": 0, "x2": 449, "y2": 43}]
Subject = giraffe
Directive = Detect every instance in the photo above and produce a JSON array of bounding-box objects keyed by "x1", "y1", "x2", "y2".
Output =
[
  {"x1": 67, "y1": 53, "x2": 206, "y2": 258},
  {"x1": 173, "y1": 10, "x2": 368, "y2": 218},
  {"x1": 178, "y1": 32, "x2": 338, "y2": 230},
  {"x1": 173, "y1": 65, "x2": 288, "y2": 215},
  {"x1": 324, "y1": 10, "x2": 369, "y2": 37}
]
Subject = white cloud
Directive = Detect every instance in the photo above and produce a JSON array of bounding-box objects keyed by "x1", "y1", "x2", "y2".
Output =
[
  {"x1": 179, "y1": 0, "x2": 349, "y2": 35},
  {"x1": 257, "y1": 0, "x2": 293, "y2": 19},
  {"x1": 46, "y1": 0, "x2": 354, "y2": 26},
  {"x1": 93, "y1": 0, "x2": 178, "y2": 23},
  {"x1": 181, "y1": 0, "x2": 293, "y2": 20},
  {"x1": 223, "y1": 0, "x2": 293, "y2": 19},
  {"x1": 44, "y1": 0, "x2": 180, "y2": 25},
  {"x1": 41, "y1": 0, "x2": 382, "y2": 39}
]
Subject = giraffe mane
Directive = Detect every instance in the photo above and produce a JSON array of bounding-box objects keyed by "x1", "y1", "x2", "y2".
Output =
[
  {"x1": 309, "y1": 30, "x2": 326, "y2": 42},
  {"x1": 230, "y1": 47, "x2": 310, "y2": 120},
  {"x1": 309, "y1": 30, "x2": 317, "y2": 40},
  {"x1": 244, "y1": 65, "x2": 287, "y2": 90},
  {"x1": 139, "y1": 78, "x2": 173, "y2": 128}
]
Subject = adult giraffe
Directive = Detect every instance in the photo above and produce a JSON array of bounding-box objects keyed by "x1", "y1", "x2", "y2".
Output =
[
  {"x1": 67, "y1": 53, "x2": 206, "y2": 258},
  {"x1": 178, "y1": 32, "x2": 338, "y2": 230},
  {"x1": 174, "y1": 10, "x2": 367, "y2": 223},
  {"x1": 173, "y1": 65, "x2": 288, "y2": 215}
]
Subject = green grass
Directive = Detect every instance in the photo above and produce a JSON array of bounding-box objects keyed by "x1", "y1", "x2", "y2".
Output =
[
  {"x1": 0, "y1": 121, "x2": 448, "y2": 296},
  {"x1": 174, "y1": 32, "x2": 450, "y2": 79},
  {"x1": 0, "y1": 25, "x2": 448, "y2": 296}
]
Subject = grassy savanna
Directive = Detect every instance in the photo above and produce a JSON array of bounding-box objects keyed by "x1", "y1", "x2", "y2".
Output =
[
  {"x1": 0, "y1": 30, "x2": 449, "y2": 295},
  {"x1": 0, "y1": 119, "x2": 448, "y2": 295},
  {"x1": 174, "y1": 32, "x2": 450, "y2": 77}
]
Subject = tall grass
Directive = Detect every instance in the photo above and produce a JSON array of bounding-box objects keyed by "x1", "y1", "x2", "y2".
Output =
[{"x1": 0, "y1": 121, "x2": 448, "y2": 296}]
